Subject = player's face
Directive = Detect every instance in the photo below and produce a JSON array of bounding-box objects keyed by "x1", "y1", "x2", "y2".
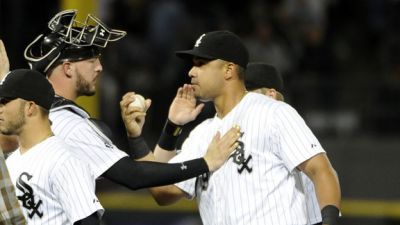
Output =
[
  {"x1": 188, "y1": 58, "x2": 225, "y2": 101},
  {"x1": 73, "y1": 57, "x2": 103, "y2": 97},
  {"x1": 0, "y1": 98, "x2": 26, "y2": 135}
]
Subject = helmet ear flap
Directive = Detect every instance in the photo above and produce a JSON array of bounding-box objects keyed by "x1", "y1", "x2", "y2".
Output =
[
  {"x1": 24, "y1": 34, "x2": 67, "y2": 74},
  {"x1": 24, "y1": 10, "x2": 77, "y2": 74}
]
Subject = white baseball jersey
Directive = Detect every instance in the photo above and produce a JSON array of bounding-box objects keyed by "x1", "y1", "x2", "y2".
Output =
[
  {"x1": 170, "y1": 92, "x2": 325, "y2": 225},
  {"x1": 6, "y1": 136, "x2": 103, "y2": 225},
  {"x1": 49, "y1": 102, "x2": 128, "y2": 178}
]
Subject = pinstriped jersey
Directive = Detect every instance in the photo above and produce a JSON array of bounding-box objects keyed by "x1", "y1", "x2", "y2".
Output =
[
  {"x1": 6, "y1": 136, "x2": 103, "y2": 225},
  {"x1": 170, "y1": 92, "x2": 324, "y2": 225},
  {"x1": 49, "y1": 103, "x2": 128, "y2": 178}
]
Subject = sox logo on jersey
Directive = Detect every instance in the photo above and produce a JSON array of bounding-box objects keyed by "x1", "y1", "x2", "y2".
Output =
[
  {"x1": 229, "y1": 131, "x2": 252, "y2": 174},
  {"x1": 16, "y1": 172, "x2": 43, "y2": 218}
]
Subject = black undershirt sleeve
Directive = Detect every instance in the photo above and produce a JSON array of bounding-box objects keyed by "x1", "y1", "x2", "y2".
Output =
[
  {"x1": 102, "y1": 157, "x2": 209, "y2": 190},
  {"x1": 73, "y1": 212, "x2": 100, "y2": 225}
]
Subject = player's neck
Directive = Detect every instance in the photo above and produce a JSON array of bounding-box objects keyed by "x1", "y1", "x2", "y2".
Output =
[
  {"x1": 48, "y1": 71, "x2": 79, "y2": 102},
  {"x1": 54, "y1": 89, "x2": 78, "y2": 102},
  {"x1": 18, "y1": 120, "x2": 54, "y2": 154},
  {"x1": 214, "y1": 84, "x2": 247, "y2": 119}
]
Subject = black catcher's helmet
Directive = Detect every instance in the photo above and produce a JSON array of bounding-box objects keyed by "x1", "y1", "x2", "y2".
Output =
[{"x1": 24, "y1": 9, "x2": 126, "y2": 74}]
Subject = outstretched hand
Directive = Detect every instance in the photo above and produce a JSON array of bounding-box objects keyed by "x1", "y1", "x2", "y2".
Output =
[
  {"x1": 204, "y1": 125, "x2": 241, "y2": 172},
  {"x1": 168, "y1": 84, "x2": 204, "y2": 125},
  {"x1": 120, "y1": 92, "x2": 151, "y2": 138},
  {"x1": 0, "y1": 40, "x2": 10, "y2": 79}
]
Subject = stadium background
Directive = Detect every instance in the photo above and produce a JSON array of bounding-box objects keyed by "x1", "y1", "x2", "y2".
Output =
[{"x1": 1, "y1": 0, "x2": 400, "y2": 224}]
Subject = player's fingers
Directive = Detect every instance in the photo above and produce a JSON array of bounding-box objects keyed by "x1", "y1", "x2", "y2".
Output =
[
  {"x1": 0, "y1": 39, "x2": 10, "y2": 77},
  {"x1": 188, "y1": 85, "x2": 195, "y2": 100},
  {"x1": 134, "y1": 112, "x2": 146, "y2": 121},
  {"x1": 121, "y1": 94, "x2": 136, "y2": 109},
  {"x1": 132, "y1": 111, "x2": 146, "y2": 118},
  {"x1": 122, "y1": 92, "x2": 136, "y2": 100},
  {"x1": 126, "y1": 111, "x2": 146, "y2": 122},
  {"x1": 220, "y1": 125, "x2": 241, "y2": 146},
  {"x1": 182, "y1": 84, "x2": 190, "y2": 100},
  {"x1": 144, "y1": 99, "x2": 152, "y2": 112},
  {"x1": 190, "y1": 103, "x2": 205, "y2": 118},
  {"x1": 176, "y1": 87, "x2": 183, "y2": 99},
  {"x1": 180, "y1": 84, "x2": 187, "y2": 99},
  {"x1": 185, "y1": 84, "x2": 196, "y2": 103},
  {"x1": 120, "y1": 98, "x2": 130, "y2": 110},
  {"x1": 121, "y1": 92, "x2": 135, "y2": 106},
  {"x1": 0, "y1": 40, "x2": 4, "y2": 55},
  {"x1": 211, "y1": 131, "x2": 221, "y2": 144},
  {"x1": 0, "y1": 40, "x2": 7, "y2": 58},
  {"x1": 126, "y1": 105, "x2": 145, "y2": 114},
  {"x1": 226, "y1": 142, "x2": 239, "y2": 155}
]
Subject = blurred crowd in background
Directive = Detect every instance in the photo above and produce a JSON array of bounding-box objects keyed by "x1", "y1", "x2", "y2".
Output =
[
  {"x1": 1, "y1": 0, "x2": 399, "y2": 146},
  {"x1": 1, "y1": 0, "x2": 400, "y2": 224}
]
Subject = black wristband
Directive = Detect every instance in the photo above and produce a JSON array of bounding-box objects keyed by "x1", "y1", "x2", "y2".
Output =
[
  {"x1": 321, "y1": 205, "x2": 340, "y2": 225},
  {"x1": 127, "y1": 136, "x2": 151, "y2": 159},
  {"x1": 157, "y1": 119, "x2": 183, "y2": 151}
]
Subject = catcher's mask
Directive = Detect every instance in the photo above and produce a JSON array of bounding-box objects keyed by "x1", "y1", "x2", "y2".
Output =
[{"x1": 24, "y1": 9, "x2": 126, "y2": 74}]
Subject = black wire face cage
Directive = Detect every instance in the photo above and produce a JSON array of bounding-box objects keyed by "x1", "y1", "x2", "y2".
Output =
[{"x1": 24, "y1": 9, "x2": 127, "y2": 73}]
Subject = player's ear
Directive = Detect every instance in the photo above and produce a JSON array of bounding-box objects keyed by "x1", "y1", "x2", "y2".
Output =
[
  {"x1": 24, "y1": 100, "x2": 36, "y2": 116},
  {"x1": 267, "y1": 88, "x2": 285, "y2": 102},
  {"x1": 62, "y1": 61, "x2": 73, "y2": 78},
  {"x1": 223, "y1": 62, "x2": 235, "y2": 80},
  {"x1": 266, "y1": 88, "x2": 278, "y2": 100}
]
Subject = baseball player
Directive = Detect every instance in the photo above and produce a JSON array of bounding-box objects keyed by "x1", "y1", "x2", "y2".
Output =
[
  {"x1": 14, "y1": 9, "x2": 239, "y2": 192},
  {"x1": 245, "y1": 62, "x2": 322, "y2": 225},
  {"x1": 1, "y1": 69, "x2": 103, "y2": 224},
  {"x1": 147, "y1": 30, "x2": 341, "y2": 225}
]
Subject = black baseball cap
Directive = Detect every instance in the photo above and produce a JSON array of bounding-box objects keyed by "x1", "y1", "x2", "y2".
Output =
[
  {"x1": 176, "y1": 30, "x2": 249, "y2": 68},
  {"x1": 245, "y1": 62, "x2": 284, "y2": 92},
  {"x1": 0, "y1": 69, "x2": 55, "y2": 110}
]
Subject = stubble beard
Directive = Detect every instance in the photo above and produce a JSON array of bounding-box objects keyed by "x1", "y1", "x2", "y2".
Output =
[
  {"x1": 76, "y1": 71, "x2": 96, "y2": 97},
  {"x1": 0, "y1": 105, "x2": 26, "y2": 136}
]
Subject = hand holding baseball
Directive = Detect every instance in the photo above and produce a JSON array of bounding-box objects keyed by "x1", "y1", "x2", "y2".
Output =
[{"x1": 120, "y1": 92, "x2": 151, "y2": 137}]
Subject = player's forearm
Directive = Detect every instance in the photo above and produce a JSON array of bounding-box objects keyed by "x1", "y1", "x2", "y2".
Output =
[
  {"x1": 300, "y1": 153, "x2": 341, "y2": 208},
  {"x1": 312, "y1": 167, "x2": 341, "y2": 209},
  {"x1": 149, "y1": 185, "x2": 187, "y2": 206},
  {"x1": 135, "y1": 152, "x2": 155, "y2": 161},
  {"x1": 152, "y1": 119, "x2": 182, "y2": 162},
  {"x1": 154, "y1": 145, "x2": 177, "y2": 162}
]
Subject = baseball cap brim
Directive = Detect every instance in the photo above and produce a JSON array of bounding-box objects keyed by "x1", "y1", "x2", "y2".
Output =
[{"x1": 175, "y1": 49, "x2": 216, "y2": 61}]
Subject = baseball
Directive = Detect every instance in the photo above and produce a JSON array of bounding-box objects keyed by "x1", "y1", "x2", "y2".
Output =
[{"x1": 129, "y1": 94, "x2": 146, "y2": 111}]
